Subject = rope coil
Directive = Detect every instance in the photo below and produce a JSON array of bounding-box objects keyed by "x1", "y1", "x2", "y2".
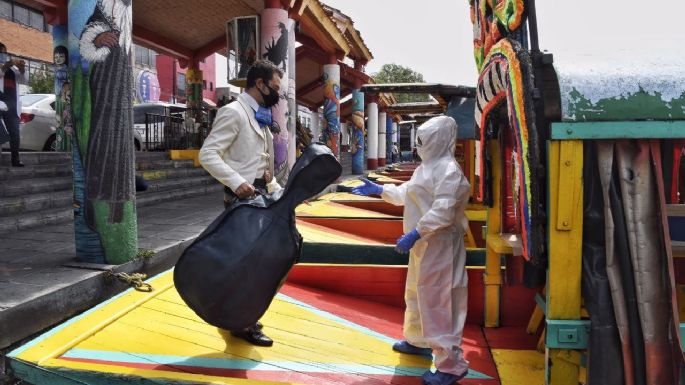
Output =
[{"x1": 107, "y1": 271, "x2": 153, "y2": 292}]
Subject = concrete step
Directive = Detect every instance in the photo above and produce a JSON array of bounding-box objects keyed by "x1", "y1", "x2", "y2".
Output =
[
  {"x1": 0, "y1": 206, "x2": 73, "y2": 232},
  {"x1": 0, "y1": 190, "x2": 72, "y2": 216},
  {"x1": 136, "y1": 183, "x2": 224, "y2": 207},
  {"x1": 137, "y1": 167, "x2": 208, "y2": 181},
  {"x1": 136, "y1": 159, "x2": 195, "y2": 171},
  {"x1": 0, "y1": 177, "x2": 73, "y2": 198},
  {"x1": 135, "y1": 151, "x2": 171, "y2": 161},
  {"x1": 0, "y1": 162, "x2": 72, "y2": 181},
  {"x1": 0, "y1": 151, "x2": 71, "y2": 166},
  {"x1": 138, "y1": 174, "x2": 219, "y2": 195}
]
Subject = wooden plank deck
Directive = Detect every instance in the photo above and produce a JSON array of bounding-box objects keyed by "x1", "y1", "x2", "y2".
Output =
[{"x1": 8, "y1": 270, "x2": 546, "y2": 385}]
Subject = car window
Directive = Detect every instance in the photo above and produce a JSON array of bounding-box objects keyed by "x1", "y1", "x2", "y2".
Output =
[
  {"x1": 20, "y1": 94, "x2": 48, "y2": 106},
  {"x1": 49, "y1": 101, "x2": 56, "y2": 111}
]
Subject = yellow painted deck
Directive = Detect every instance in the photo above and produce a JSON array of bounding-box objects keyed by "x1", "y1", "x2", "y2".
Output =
[{"x1": 9, "y1": 269, "x2": 544, "y2": 385}]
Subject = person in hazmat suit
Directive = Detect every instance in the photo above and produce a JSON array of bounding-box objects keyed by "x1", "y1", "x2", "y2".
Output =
[{"x1": 352, "y1": 115, "x2": 471, "y2": 385}]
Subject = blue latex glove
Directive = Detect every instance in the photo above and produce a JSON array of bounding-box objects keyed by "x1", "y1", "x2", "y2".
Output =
[
  {"x1": 395, "y1": 229, "x2": 421, "y2": 254},
  {"x1": 351, "y1": 178, "x2": 383, "y2": 196}
]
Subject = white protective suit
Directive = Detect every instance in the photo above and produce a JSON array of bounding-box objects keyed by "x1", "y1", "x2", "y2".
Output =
[{"x1": 381, "y1": 116, "x2": 471, "y2": 375}]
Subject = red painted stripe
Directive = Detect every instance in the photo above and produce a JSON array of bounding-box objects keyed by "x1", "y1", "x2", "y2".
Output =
[
  {"x1": 60, "y1": 357, "x2": 428, "y2": 385},
  {"x1": 279, "y1": 284, "x2": 500, "y2": 380},
  {"x1": 297, "y1": 218, "x2": 403, "y2": 244}
]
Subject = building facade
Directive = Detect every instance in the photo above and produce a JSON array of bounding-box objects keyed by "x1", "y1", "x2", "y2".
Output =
[
  {"x1": 156, "y1": 54, "x2": 217, "y2": 105},
  {"x1": 0, "y1": 0, "x2": 53, "y2": 93}
]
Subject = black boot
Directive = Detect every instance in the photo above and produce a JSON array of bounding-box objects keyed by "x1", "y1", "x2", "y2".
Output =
[{"x1": 11, "y1": 151, "x2": 24, "y2": 167}]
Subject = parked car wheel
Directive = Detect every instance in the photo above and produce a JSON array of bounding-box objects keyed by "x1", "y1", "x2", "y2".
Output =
[{"x1": 43, "y1": 134, "x2": 57, "y2": 151}]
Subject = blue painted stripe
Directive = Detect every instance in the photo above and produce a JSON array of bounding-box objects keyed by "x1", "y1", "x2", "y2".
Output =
[
  {"x1": 275, "y1": 293, "x2": 397, "y2": 345},
  {"x1": 62, "y1": 349, "x2": 491, "y2": 379},
  {"x1": 8, "y1": 272, "x2": 169, "y2": 358},
  {"x1": 274, "y1": 294, "x2": 492, "y2": 380}
]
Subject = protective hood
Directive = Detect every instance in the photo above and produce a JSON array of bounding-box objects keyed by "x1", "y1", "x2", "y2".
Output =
[{"x1": 416, "y1": 116, "x2": 457, "y2": 162}]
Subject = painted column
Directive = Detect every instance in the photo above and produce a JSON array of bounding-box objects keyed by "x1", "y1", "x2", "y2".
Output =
[
  {"x1": 53, "y1": 24, "x2": 71, "y2": 152},
  {"x1": 185, "y1": 65, "x2": 203, "y2": 125},
  {"x1": 350, "y1": 88, "x2": 365, "y2": 174},
  {"x1": 322, "y1": 56, "x2": 341, "y2": 158},
  {"x1": 286, "y1": 18, "x2": 297, "y2": 167},
  {"x1": 378, "y1": 111, "x2": 387, "y2": 167},
  {"x1": 410, "y1": 123, "x2": 416, "y2": 148},
  {"x1": 366, "y1": 102, "x2": 378, "y2": 170},
  {"x1": 310, "y1": 109, "x2": 321, "y2": 143},
  {"x1": 391, "y1": 121, "x2": 398, "y2": 163},
  {"x1": 384, "y1": 119, "x2": 391, "y2": 164},
  {"x1": 261, "y1": 5, "x2": 290, "y2": 184},
  {"x1": 69, "y1": 0, "x2": 137, "y2": 264},
  {"x1": 341, "y1": 121, "x2": 350, "y2": 152}
]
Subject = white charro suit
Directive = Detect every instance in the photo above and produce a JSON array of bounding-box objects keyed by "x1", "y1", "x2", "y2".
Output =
[{"x1": 199, "y1": 93, "x2": 281, "y2": 194}]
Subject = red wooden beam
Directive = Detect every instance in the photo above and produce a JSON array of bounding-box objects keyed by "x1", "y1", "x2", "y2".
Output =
[
  {"x1": 23, "y1": 0, "x2": 61, "y2": 8},
  {"x1": 296, "y1": 45, "x2": 327, "y2": 65},
  {"x1": 133, "y1": 24, "x2": 193, "y2": 61},
  {"x1": 297, "y1": 78, "x2": 322, "y2": 97},
  {"x1": 193, "y1": 34, "x2": 227, "y2": 62}
]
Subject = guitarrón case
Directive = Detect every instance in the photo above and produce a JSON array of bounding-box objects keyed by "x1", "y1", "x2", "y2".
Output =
[{"x1": 174, "y1": 143, "x2": 342, "y2": 331}]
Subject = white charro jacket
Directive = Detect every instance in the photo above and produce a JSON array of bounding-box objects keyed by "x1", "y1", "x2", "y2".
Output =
[{"x1": 199, "y1": 94, "x2": 282, "y2": 194}]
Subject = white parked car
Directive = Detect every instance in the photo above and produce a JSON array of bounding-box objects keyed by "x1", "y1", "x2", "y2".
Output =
[
  {"x1": 1, "y1": 94, "x2": 143, "y2": 151},
  {"x1": 133, "y1": 102, "x2": 192, "y2": 150}
]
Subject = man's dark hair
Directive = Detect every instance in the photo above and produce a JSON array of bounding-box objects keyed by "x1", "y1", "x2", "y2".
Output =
[{"x1": 246, "y1": 60, "x2": 283, "y2": 88}]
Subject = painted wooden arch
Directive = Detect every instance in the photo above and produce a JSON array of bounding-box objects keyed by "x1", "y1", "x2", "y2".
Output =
[{"x1": 475, "y1": 38, "x2": 542, "y2": 263}]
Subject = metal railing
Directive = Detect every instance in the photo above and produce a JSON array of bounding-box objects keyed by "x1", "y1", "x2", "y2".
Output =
[{"x1": 143, "y1": 113, "x2": 207, "y2": 150}]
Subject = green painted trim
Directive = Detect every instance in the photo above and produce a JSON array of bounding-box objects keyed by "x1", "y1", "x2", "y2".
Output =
[
  {"x1": 10, "y1": 358, "x2": 197, "y2": 385},
  {"x1": 9, "y1": 360, "x2": 84, "y2": 385},
  {"x1": 300, "y1": 243, "x2": 488, "y2": 266},
  {"x1": 552, "y1": 121, "x2": 685, "y2": 140},
  {"x1": 681, "y1": 323, "x2": 685, "y2": 351},
  {"x1": 534, "y1": 293, "x2": 546, "y2": 315},
  {"x1": 545, "y1": 319, "x2": 590, "y2": 350}
]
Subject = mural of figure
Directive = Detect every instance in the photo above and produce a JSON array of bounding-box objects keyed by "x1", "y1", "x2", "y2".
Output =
[
  {"x1": 54, "y1": 45, "x2": 69, "y2": 95},
  {"x1": 262, "y1": 22, "x2": 288, "y2": 72},
  {"x1": 54, "y1": 45, "x2": 70, "y2": 151},
  {"x1": 79, "y1": 0, "x2": 134, "y2": 225},
  {"x1": 322, "y1": 67, "x2": 340, "y2": 157},
  {"x1": 350, "y1": 89, "x2": 365, "y2": 174},
  {"x1": 261, "y1": 8, "x2": 289, "y2": 185}
]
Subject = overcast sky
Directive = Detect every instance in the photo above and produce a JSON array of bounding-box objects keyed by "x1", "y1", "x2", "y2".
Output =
[
  {"x1": 217, "y1": 0, "x2": 685, "y2": 88},
  {"x1": 322, "y1": 0, "x2": 685, "y2": 86}
]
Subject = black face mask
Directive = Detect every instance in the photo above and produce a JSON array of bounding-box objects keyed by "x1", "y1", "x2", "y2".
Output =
[{"x1": 259, "y1": 84, "x2": 280, "y2": 107}]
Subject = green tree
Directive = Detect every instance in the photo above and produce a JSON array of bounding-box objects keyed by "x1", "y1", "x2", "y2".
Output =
[
  {"x1": 28, "y1": 65, "x2": 55, "y2": 94},
  {"x1": 372, "y1": 63, "x2": 430, "y2": 104}
]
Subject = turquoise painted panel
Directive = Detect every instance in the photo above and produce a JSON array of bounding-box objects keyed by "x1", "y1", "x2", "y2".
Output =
[
  {"x1": 552, "y1": 121, "x2": 685, "y2": 140},
  {"x1": 554, "y1": 53, "x2": 685, "y2": 122},
  {"x1": 545, "y1": 319, "x2": 590, "y2": 350}
]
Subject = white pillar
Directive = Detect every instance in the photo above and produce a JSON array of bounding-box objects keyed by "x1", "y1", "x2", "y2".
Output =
[
  {"x1": 286, "y1": 18, "x2": 297, "y2": 168},
  {"x1": 311, "y1": 110, "x2": 321, "y2": 143},
  {"x1": 411, "y1": 123, "x2": 416, "y2": 147},
  {"x1": 261, "y1": 7, "x2": 290, "y2": 184},
  {"x1": 366, "y1": 102, "x2": 378, "y2": 169},
  {"x1": 378, "y1": 111, "x2": 387, "y2": 167},
  {"x1": 341, "y1": 121, "x2": 350, "y2": 151}
]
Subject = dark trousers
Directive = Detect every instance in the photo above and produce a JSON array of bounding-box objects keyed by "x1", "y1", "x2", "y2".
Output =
[{"x1": 1, "y1": 112, "x2": 20, "y2": 157}]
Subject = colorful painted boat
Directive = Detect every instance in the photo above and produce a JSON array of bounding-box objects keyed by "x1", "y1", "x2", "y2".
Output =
[{"x1": 8, "y1": 165, "x2": 544, "y2": 385}]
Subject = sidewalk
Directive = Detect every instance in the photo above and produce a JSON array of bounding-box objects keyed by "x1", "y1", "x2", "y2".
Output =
[{"x1": 0, "y1": 191, "x2": 224, "y2": 355}]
